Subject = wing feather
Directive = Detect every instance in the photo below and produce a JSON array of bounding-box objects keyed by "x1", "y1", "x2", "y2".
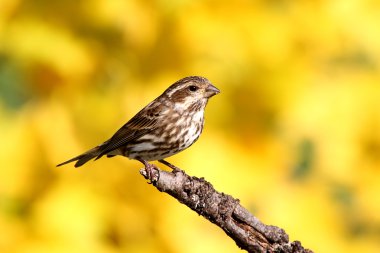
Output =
[{"x1": 95, "y1": 102, "x2": 163, "y2": 158}]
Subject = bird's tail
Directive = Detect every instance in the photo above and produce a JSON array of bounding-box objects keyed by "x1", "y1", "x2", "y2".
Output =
[{"x1": 57, "y1": 146, "x2": 102, "y2": 168}]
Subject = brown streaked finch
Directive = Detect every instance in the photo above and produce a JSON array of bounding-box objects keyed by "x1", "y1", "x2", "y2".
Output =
[{"x1": 57, "y1": 76, "x2": 220, "y2": 173}]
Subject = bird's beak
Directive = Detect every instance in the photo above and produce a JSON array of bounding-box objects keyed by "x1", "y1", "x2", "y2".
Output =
[{"x1": 205, "y1": 84, "x2": 220, "y2": 98}]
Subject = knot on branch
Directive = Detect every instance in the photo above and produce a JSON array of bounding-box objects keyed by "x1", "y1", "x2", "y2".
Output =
[{"x1": 181, "y1": 176, "x2": 240, "y2": 224}]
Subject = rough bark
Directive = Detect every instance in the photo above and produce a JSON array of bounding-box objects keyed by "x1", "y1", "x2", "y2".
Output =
[{"x1": 140, "y1": 165, "x2": 313, "y2": 253}]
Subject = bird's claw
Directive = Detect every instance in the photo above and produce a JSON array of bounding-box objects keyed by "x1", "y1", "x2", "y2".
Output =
[
  {"x1": 140, "y1": 163, "x2": 159, "y2": 184},
  {"x1": 158, "y1": 159, "x2": 184, "y2": 174}
]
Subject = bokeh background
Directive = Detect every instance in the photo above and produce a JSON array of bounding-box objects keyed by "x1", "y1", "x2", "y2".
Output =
[{"x1": 1, "y1": 0, "x2": 380, "y2": 252}]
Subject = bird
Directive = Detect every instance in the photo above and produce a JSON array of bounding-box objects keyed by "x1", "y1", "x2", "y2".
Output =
[{"x1": 57, "y1": 76, "x2": 220, "y2": 173}]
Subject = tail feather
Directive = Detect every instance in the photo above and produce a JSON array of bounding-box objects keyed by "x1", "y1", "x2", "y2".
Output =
[{"x1": 57, "y1": 146, "x2": 101, "y2": 167}]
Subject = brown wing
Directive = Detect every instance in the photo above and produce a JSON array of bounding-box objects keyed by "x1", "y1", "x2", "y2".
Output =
[{"x1": 95, "y1": 102, "x2": 163, "y2": 159}]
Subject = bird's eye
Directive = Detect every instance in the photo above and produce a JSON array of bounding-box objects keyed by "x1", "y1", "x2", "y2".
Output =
[{"x1": 189, "y1": 85, "x2": 198, "y2": 92}]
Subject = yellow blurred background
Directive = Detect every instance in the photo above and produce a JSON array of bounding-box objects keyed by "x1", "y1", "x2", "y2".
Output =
[{"x1": 1, "y1": 0, "x2": 380, "y2": 252}]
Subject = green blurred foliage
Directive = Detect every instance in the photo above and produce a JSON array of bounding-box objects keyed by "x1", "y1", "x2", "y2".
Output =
[{"x1": 0, "y1": 0, "x2": 380, "y2": 252}]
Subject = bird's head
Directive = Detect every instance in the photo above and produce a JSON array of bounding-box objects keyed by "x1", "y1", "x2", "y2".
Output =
[{"x1": 163, "y1": 76, "x2": 220, "y2": 112}]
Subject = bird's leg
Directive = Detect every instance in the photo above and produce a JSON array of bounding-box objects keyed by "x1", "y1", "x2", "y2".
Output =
[
  {"x1": 158, "y1": 159, "x2": 183, "y2": 173},
  {"x1": 137, "y1": 159, "x2": 159, "y2": 183}
]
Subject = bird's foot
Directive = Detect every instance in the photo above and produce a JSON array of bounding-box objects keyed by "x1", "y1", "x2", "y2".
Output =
[
  {"x1": 138, "y1": 159, "x2": 159, "y2": 183},
  {"x1": 158, "y1": 159, "x2": 184, "y2": 174}
]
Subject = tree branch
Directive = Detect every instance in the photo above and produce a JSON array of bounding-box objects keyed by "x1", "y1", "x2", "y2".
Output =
[{"x1": 140, "y1": 165, "x2": 313, "y2": 253}]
